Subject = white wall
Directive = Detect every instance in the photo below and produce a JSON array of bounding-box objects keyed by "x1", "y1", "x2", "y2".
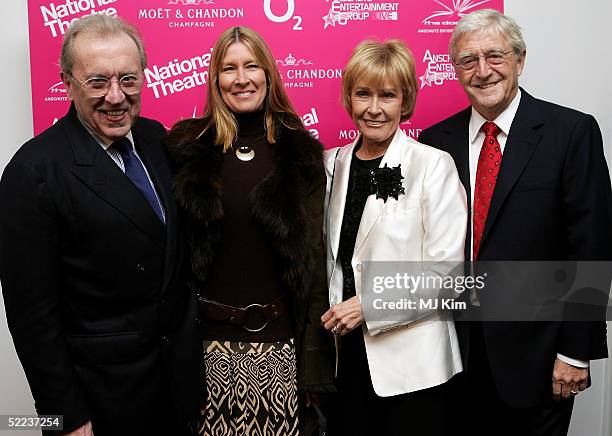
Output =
[
  {"x1": 1, "y1": 0, "x2": 611, "y2": 435},
  {"x1": 0, "y1": 0, "x2": 35, "y2": 435},
  {"x1": 505, "y1": 1, "x2": 612, "y2": 434}
]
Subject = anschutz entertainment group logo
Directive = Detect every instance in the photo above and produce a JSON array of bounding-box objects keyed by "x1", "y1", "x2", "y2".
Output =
[
  {"x1": 419, "y1": 50, "x2": 457, "y2": 89},
  {"x1": 322, "y1": 0, "x2": 399, "y2": 29},
  {"x1": 45, "y1": 81, "x2": 68, "y2": 102},
  {"x1": 419, "y1": 0, "x2": 489, "y2": 33},
  {"x1": 275, "y1": 53, "x2": 341, "y2": 89}
]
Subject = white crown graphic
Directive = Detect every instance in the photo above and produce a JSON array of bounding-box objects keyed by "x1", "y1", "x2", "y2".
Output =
[
  {"x1": 276, "y1": 53, "x2": 313, "y2": 67},
  {"x1": 284, "y1": 53, "x2": 296, "y2": 66}
]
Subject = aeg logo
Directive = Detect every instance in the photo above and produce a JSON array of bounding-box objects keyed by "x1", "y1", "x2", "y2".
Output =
[{"x1": 45, "y1": 81, "x2": 68, "y2": 102}]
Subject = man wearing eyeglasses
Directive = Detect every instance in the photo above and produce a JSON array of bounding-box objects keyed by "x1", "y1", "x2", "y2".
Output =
[
  {"x1": 419, "y1": 9, "x2": 611, "y2": 436},
  {"x1": 0, "y1": 14, "x2": 199, "y2": 436}
]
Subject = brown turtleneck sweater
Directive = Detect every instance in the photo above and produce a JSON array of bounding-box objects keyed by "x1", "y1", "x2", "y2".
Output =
[{"x1": 200, "y1": 111, "x2": 293, "y2": 343}]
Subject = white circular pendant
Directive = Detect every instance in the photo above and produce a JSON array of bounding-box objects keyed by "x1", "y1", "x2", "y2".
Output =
[{"x1": 236, "y1": 145, "x2": 255, "y2": 162}]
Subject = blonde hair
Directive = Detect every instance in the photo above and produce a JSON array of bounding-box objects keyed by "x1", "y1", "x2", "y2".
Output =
[
  {"x1": 199, "y1": 26, "x2": 303, "y2": 151},
  {"x1": 342, "y1": 39, "x2": 418, "y2": 123}
]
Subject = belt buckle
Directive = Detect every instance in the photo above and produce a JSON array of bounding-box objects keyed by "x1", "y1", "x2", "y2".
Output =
[{"x1": 243, "y1": 303, "x2": 268, "y2": 333}]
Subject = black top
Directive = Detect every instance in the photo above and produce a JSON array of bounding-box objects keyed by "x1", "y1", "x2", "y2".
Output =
[
  {"x1": 337, "y1": 144, "x2": 384, "y2": 300},
  {"x1": 201, "y1": 111, "x2": 292, "y2": 342}
]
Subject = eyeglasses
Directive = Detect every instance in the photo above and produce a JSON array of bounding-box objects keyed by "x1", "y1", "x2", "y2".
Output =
[
  {"x1": 453, "y1": 50, "x2": 514, "y2": 71},
  {"x1": 69, "y1": 73, "x2": 144, "y2": 97}
]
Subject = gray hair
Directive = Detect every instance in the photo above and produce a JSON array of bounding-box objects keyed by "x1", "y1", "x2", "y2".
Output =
[
  {"x1": 60, "y1": 14, "x2": 147, "y2": 75},
  {"x1": 449, "y1": 9, "x2": 526, "y2": 59}
]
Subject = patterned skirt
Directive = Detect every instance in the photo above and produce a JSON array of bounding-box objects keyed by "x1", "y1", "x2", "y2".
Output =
[{"x1": 198, "y1": 339, "x2": 299, "y2": 436}]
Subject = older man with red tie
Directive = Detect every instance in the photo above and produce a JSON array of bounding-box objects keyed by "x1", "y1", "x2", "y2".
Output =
[{"x1": 419, "y1": 9, "x2": 612, "y2": 436}]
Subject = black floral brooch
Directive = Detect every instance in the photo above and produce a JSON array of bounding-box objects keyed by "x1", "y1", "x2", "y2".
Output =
[{"x1": 369, "y1": 164, "x2": 405, "y2": 202}]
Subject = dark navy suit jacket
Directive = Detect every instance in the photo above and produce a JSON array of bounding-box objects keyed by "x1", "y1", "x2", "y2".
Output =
[
  {"x1": 0, "y1": 105, "x2": 201, "y2": 434},
  {"x1": 420, "y1": 89, "x2": 612, "y2": 407}
]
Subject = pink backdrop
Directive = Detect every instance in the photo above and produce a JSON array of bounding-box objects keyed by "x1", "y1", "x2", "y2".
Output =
[{"x1": 28, "y1": 0, "x2": 503, "y2": 148}]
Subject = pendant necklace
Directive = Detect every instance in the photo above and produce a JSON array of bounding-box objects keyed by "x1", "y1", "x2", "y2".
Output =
[{"x1": 235, "y1": 143, "x2": 255, "y2": 162}]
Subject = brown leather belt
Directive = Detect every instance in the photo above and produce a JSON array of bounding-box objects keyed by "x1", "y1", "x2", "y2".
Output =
[{"x1": 197, "y1": 295, "x2": 288, "y2": 333}]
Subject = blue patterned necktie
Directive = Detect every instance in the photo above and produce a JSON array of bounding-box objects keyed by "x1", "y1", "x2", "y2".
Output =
[{"x1": 112, "y1": 137, "x2": 164, "y2": 222}]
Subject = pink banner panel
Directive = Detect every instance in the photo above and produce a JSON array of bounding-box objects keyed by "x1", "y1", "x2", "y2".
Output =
[{"x1": 27, "y1": 0, "x2": 503, "y2": 148}]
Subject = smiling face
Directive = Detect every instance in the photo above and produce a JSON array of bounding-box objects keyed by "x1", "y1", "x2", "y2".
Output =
[
  {"x1": 218, "y1": 41, "x2": 267, "y2": 114},
  {"x1": 454, "y1": 29, "x2": 525, "y2": 120},
  {"x1": 350, "y1": 80, "x2": 403, "y2": 151},
  {"x1": 62, "y1": 32, "x2": 142, "y2": 145}
]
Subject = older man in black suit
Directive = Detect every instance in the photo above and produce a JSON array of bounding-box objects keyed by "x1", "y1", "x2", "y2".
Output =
[
  {"x1": 419, "y1": 9, "x2": 612, "y2": 436},
  {"x1": 0, "y1": 15, "x2": 199, "y2": 436}
]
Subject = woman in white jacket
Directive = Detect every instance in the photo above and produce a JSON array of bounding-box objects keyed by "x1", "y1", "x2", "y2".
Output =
[{"x1": 321, "y1": 39, "x2": 468, "y2": 435}]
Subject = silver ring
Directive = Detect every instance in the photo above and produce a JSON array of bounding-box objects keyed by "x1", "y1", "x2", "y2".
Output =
[{"x1": 331, "y1": 326, "x2": 341, "y2": 334}]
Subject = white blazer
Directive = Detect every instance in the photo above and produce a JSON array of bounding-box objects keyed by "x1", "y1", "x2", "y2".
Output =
[{"x1": 324, "y1": 128, "x2": 468, "y2": 397}]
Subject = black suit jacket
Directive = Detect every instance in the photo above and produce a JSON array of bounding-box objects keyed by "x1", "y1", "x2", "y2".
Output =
[
  {"x1": 0, "y1": 105, "x2": 200, "y2": 434},
  {"x1": 419, "y1": 89, "x2": 612, "y2": 407}
]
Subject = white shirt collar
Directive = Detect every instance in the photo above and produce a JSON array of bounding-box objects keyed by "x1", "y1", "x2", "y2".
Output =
[
  {"x1": 468, "y1": 89, "x2": 522, "y2": 144},
  {"x1": 76, "y1": 113, "x2": 134, "y2": 151}
]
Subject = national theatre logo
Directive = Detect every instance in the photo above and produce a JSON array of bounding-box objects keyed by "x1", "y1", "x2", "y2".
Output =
[
  {"x1": 144, "y1": 50, "x2": 212, "y2": 98},
  {"x1": 39, "y1": 0, "x2": 119, "y2": 37}
]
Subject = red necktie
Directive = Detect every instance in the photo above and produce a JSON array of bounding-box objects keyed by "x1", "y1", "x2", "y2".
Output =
[{"x1": 473, "y1": 121, "x2": 502, "y2": 260}]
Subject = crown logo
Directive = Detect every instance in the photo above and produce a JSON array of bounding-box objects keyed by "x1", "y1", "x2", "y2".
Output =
[
  {"x1": 284, "y1": 53, "x2": 296, "y2": 66},
  {"x1": 276, "y1": 53, "x2": 313, "y2": 67}
]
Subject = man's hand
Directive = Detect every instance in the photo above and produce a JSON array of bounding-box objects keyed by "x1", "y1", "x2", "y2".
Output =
[
  {"x1": 321, "y1": 296, "x2": 364, "y2": 336},
  {"x1": 63, "y1": 420, "x2": 93, "y2": 436},
  {"x1": 552, "y1": 358, "x2": 588, "y2": 401}
]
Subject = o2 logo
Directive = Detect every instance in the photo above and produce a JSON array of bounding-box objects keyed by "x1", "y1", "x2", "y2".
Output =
[{"x1": 263, "y1": 0, "x2": 303, "y2": 30}]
